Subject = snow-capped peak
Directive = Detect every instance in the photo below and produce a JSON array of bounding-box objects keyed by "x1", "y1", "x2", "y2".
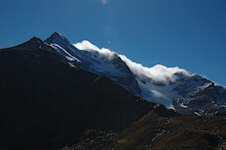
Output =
[
  {"x1": 45, "y1": 33, "x2": 226, "y2": 115},
  {"x1": 45, "y1": 33, "x2": 141, "y2": 95}
]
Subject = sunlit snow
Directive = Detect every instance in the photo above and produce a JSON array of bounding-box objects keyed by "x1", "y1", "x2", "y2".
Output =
[
  {"x1": 46, "y1": 33, "x2": 225, "y2": 110},
  {"x1": 73, "y1": 40, "x2": 194, "y2": 108}
]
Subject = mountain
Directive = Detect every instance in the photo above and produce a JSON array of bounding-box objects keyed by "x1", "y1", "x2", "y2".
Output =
[
  {"x1": 45, "y1": 32, "x2": 141, "y2": 95},
  {"x1": 45, "y1": 32, "x2": 226, "y2": 115},
  {"x1": 0, "y1": 37, "x2": 175, "y2": 150},
  {"x1": 1, "y1": 33, "x2": 226, "y2": 150}
]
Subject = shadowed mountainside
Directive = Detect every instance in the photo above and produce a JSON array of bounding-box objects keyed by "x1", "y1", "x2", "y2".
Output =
[{"x1": 0, "y1": 37, "x2": 175, "y2": 150}]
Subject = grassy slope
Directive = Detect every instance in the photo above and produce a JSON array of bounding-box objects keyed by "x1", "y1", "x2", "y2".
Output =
[{"x1": 107, "y1": 112, "x2": 226, "y2": 150}]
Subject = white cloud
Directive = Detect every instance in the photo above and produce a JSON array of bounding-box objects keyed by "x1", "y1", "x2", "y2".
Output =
[
  {"x1": 74, "y1": 40, "x2": 192, "y2": 85},
  {"x1": 74, "y1": 40, "x2": 99, "y2": 51},
  {"x1": 74, "y1": 40, "x2": 116, "y2": 61},
  {"x1": 119, "y1": 55, "x2": 191, "y2": 85}
]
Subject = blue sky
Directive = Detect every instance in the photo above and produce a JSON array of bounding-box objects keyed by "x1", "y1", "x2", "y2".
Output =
[{"x1": 0, "y1": 0, "x2": 226, "y2": 85}]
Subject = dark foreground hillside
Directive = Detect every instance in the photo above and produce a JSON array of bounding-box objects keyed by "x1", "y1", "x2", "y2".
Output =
[
  {"x1": 0, "y1": 38, "x2": 171, "y2": 150},
  {"x1": 65, "y1": 111, "x2": 226, "y2": 150}
]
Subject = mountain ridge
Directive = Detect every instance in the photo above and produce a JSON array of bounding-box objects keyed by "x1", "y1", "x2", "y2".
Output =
[
  {"x1": 44, "y1": 32, "x2": 226, "y2": 115},
  {"x1": 45, "y1": 33, "x2": 142, "y2": 95}
]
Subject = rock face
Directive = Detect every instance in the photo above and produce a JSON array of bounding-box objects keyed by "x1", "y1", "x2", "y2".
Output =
[
  {"x1": 170, "y1": 73, "x2": 226, "y2": 115},
  {"x1": 45, "y1": 32, "x2": 226, "y2": 115},
  {"x1": 0, "y1": 37, "x2": 160, "y2": 150},
  {"x1": 173, "y1": 78, "x2": 226, "y2": 115}
]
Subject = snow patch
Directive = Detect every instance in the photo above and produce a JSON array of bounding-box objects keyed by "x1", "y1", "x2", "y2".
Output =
[
  {"x1": 169, "y1": 105, "x2": 176, "y2": 111},
  {"x1": 150, "y1": 90, "x2": 166, "y2": 99},
  {"x1": 194, "y1": 112, "x2": 201, "y2": 116},
  {"x1": 180, "y1": 103, "x2": 188, "y2": 108},
  {"x1": 50, "y1": 43, "x2": 80, "y2": 62}
]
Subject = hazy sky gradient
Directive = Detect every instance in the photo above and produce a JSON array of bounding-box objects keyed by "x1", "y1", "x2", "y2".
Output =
[{"x1": 0, "y1": 0, "x2": 226, "y2": 85}]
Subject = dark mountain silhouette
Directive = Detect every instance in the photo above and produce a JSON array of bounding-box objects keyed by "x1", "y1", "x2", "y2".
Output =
[{"x1": 0, "y1": 37, "x2": 176, "y2": 150}]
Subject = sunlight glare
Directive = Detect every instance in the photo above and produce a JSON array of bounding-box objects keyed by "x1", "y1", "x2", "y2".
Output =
[{"x1": 101, "y1": 0, "x2": 107, "y2": 5}]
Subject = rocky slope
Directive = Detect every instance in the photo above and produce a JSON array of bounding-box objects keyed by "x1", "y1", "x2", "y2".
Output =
[{"x1": 64, "y1": 112, "x2": 226, "y2": 150}]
